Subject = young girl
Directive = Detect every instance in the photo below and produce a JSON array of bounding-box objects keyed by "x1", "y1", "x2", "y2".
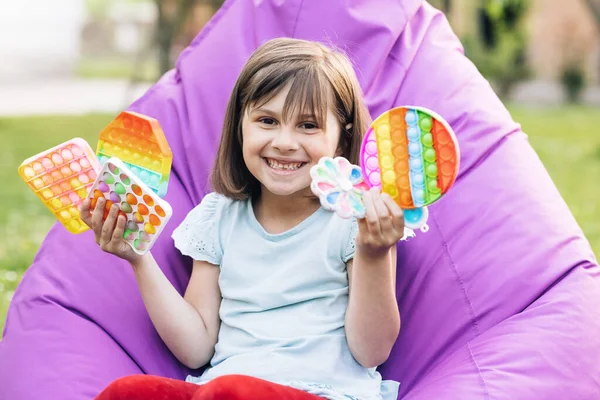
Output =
[{"x1": 82, "y1": 38, "x2": 408, "y2": 400}]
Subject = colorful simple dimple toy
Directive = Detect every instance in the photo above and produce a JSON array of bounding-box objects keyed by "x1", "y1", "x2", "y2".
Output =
[
  {"x1": 360, "y1": 106, "x2": 459, "y2": 208},
  {"x1": 311, "y1": 106, "x2": 459, "y2": 233},
  {"x1": 87, "y1": 157, "x2": 173, "y2": 255},
  {"x1": 95, "y1": 111, "x2": 172, "y2": 198},
  {"x1": 18, "y1": 138, "x2": 101, "y2": 234},
  {"x1": 310, "y1": 157, "x2": 371, "y2": 219}
]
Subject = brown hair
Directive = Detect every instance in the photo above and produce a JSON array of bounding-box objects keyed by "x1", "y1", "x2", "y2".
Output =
[{"x1": 211, "y1": 37, "x2": 371, "y2": 200}]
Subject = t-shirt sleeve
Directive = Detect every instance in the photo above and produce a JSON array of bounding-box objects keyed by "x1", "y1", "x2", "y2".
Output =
[
  {"x1": 171, "y1": 192, "x2": 225, "y2": 265},
  {"x1": 342, "y1": 218, "x2": 359, "y2": 263}
]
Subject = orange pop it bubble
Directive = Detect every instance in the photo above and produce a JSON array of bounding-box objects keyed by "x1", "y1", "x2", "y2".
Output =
[
  {"x1": 87, "y1": 157, "x2": 172, "y2": 255},
  {"x1": 360, "y1": 106, "x2": 459, "y2": 209},
  {"x1": 18, "y1": 138, "x2": 101, "y2": 234},
  {"x1": 96, "y1": 111, "x2": 172, "y2": 198}
]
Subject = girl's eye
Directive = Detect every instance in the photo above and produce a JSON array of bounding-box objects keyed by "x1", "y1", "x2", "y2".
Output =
[
  {"x1": 299, "y1": 122, "x2": 318, "y2": 131},
  {"x1": 259, "y1": 117, "x2": 277, "y2": 126}
]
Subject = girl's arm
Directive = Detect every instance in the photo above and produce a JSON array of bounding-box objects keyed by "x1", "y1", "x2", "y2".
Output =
[
  {"x1": 81, "y1": 197, "x2": 221, "y2": 369},
  {"x1": 131, "y1": 256, "x2": 221, "y2": 369},
  {"x1": 344, "y1": 189, "x2": 404, "y2": 368}
]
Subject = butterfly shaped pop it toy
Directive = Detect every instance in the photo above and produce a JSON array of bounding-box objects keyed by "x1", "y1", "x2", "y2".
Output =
[
  {"x1": 311, "y1": 106, "x2": 459, "y2": 233},
  {"x1": 95, "y1": 111, "x2": 172, "y2": 198},
  {"x1": 310, "y1": 157, "x2": 371, "y2": 219},
  {"x1": 87, "y1": 157, "x2": 173, "y2": 255},
  {"x1": 18, "y1": 138, "x2": 101, "y2": 234}
]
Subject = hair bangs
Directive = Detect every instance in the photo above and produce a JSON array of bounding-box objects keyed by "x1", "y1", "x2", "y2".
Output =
[
  {"x1": 282, "y1": 65, "x2": 329, "y2": 129},
  {"x1": 244, "y1": 63, "x2": 294, "y2": 110},
  {"x1": 244, "y1": 62, "x2": 329, "y2": 129}
]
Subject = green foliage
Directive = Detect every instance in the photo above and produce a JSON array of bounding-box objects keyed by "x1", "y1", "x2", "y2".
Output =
[
  {"x1": 485, "y1": 0, "x2": 528, "y2": 26},
  {"x1": 463, "y1": 0, "x2": 530, "y2": 98},
  {"x1": 561, "y1": 65, "x2": 587, "y2": 104}
]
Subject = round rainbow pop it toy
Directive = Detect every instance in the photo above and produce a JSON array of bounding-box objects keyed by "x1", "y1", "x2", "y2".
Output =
[
  {"x1": 360, "y1": 106, "x2": 459, "y2": 209},
  {"x1": 311, "y1": 106, "x2": 459, "y2": 233},
  {"x1": 87, "y1": 157, "x2": 173, "y2": 255}
]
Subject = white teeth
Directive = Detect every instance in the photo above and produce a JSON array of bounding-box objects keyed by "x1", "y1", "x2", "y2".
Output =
[{"x1": 266, "y1": 159, "x2": 303, "y2": 171}]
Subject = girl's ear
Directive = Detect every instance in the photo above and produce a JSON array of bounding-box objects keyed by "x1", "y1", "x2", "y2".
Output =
[{"x1": 335, "y1": 122, "x2": 353, "y2": 158}]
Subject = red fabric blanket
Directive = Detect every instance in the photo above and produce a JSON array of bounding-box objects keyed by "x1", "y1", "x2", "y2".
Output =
[{"x1": 95, "y1": 374, "x2": 324, "y2": 400}]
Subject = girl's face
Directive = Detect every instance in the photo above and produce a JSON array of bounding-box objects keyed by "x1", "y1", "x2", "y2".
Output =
[{"x1": 241, "y1": 83, "x2": 341, "y2": 199}]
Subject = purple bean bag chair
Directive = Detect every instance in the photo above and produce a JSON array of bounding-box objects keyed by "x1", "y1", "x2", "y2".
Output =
[{"x1": 2, "y1": 1, "x2": 599, "y2": 399}]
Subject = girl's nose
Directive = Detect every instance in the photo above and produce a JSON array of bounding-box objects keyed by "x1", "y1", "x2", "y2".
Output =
[{"x1": 271, "y1": 128, "x2": 299, "y2": 152}]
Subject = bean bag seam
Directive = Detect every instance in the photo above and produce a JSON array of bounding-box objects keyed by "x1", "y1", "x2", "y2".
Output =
[
  {"x1": 461, "y1": 126, "x2": 523, "y2": 178},
  {"x1": 429, "y1": 212, "x2": 480, "y2": 338},
  {"x1": 291, "y1": 0, "x2": 305, "y2": 37},
  {"x1": 466, "y1": 341, "x2": 491, "y2": 399},
  {"x1": 427, "y1": 209, "x2": 492, "y2": 396}
]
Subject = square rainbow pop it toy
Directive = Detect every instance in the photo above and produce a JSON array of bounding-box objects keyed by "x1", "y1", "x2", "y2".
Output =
[
  {"x1": 95, "y1": 111, "x2": 172, "y2": 198},
  {"x1": 87, "y1": 157, "x2": 172, "y2": 255},
  {"x1": 311, "y1": 106, "x2": 460, "y2": 233},
  {"x1": 18, "y1": 138, "x2": 101, "y2": 234}
]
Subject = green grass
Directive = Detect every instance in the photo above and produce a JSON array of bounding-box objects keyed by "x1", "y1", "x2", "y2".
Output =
[
  {"x1": 0, "y1": 106, "x2": 599, "y2": 335},
  {"x1": 0, "y1": 114, "x2": 115, "y2": 337},
  {"x1": 510, "y1": 105, "x2": 600, "y2": 253}
]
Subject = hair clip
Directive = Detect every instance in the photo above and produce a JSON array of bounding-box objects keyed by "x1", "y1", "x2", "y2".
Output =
[{"x1": 345, "y1": 123, "x2": 353, "y2": 130}]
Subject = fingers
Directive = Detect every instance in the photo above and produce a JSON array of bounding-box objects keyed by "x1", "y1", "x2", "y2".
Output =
[
  {"x1": 381, "y1": 193, "x2": 404, "y2": 233},
  {"x1": 361, "y1": 189, "x2": 381, "y2": 238},
  {"x1": 80, "y1": 195, "x2": 134, "y2": 260},
  {"x1": 79, "y1": 198, "x2": 92, "y2": 227},
  {"x1": 83, "y1": 197, "x2": 118, "y2": 250},
  {"x1": 99, "y1": 204, "x2": 119, "y2": 248},
  {"x1": 372, "y1": 190, "x2": 392, "y2": 235},
  {"x1": 363, "y1": 188, "x2": 392, "y2": 236},
  {"x1": 357, "y1": 189, "x2": 406, "y2": 255},
  {"x1": 112, "y1": 214, "x2": 127, "y2": 243},
  {"x1": 91, "y1": 197, "x2": 106, "y2": 240},
  {"x1": 362, "y1": 188, "x2": 377, "y2": 223}
]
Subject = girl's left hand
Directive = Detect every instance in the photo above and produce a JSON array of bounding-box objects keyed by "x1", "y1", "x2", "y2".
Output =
[{"x1": 356, "y1": 187, "x2": 405, "y2": 258}]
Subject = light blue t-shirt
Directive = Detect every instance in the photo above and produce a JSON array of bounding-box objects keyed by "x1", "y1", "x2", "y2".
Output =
[{"x1": 171, "y1": 192, "x2": 400, "y2": 400}]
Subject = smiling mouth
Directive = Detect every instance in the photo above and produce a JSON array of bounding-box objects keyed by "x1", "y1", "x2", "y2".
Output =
[{"x1": 263, "y1": 157, "x2": 307, "y2": 171}]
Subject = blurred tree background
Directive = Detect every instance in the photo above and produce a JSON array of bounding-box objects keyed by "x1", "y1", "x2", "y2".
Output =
[
  {"x1": 154, "y1": 0, "x2": 224, "y2": 74},
  {"x1": 81, "y1": 0, "x2": 599, "y2": 103},
  {"x1": 82, "y1": 0, "x2": 224, "y2": 82},
  {"x1": 466, "y1": 0, "x2": 530, "y2": 98},
  {"x1": 431, "y1": 0, "x2": 600, "y2": 102},
  {"x1": 430, "y1": 0, "x2": 530, "y2": 98}
]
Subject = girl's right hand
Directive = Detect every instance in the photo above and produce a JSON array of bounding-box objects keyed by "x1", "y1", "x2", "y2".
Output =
[{"x1": 80, "y1": 197, "x2": 141, "y2": 264}]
